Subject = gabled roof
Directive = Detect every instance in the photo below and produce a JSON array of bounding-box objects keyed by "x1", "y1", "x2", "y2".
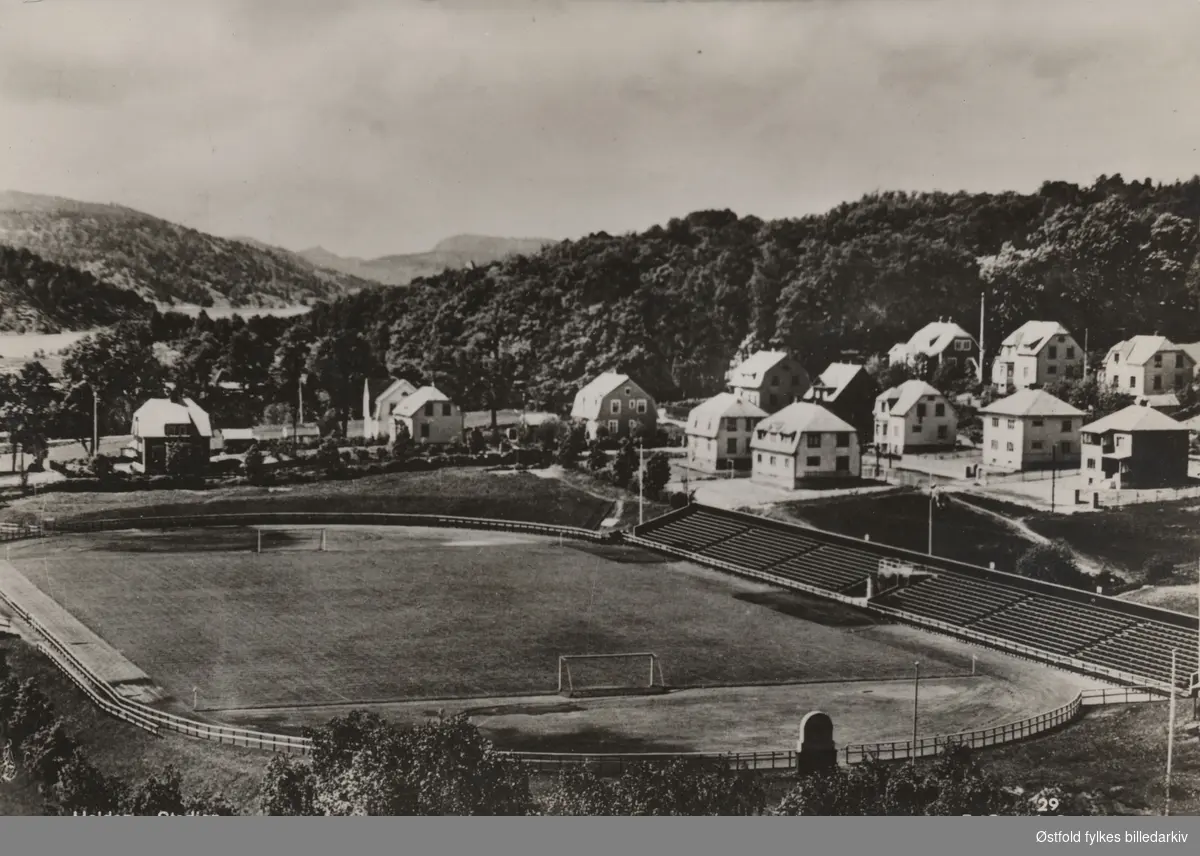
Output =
[
  {"x1": 687, "y1": 393, "x2": 767, "y2": 438},
  {"x1": 750, "y1": 402, "x2": 855, "y2": 454},
  {"x1": 365, "y1": 377, "x2": 394, "y2": 403},
  {"x1": 981, "y1": 389, "x2": 1085, "y2": 418},
  {"x1": 367, "y1": 377, "x2": 418, "y2": 417},
  {"x1": 728, "y1": 350, "x2": 794, "y2": 387},
  {"x1": 393, "y1": 386, "x2": 453, "y2": 418},
  {"x1": 1135, "y1": 393, "x2": 1181, "y2": 410},
  {"x1": 905, "y1": 321, "x2": 975, "y2": 358},
  {"x1": 1178, "y1": 342, "x2": 1200, "y2": 367},
  {"x1": 570, "y1": 372, "x2": 651, "y2": 420},
  {"x1": 132, "y1": 398, "x2": 212, "y2": 438},
  {"x1": 876, "y1": 380, "x2": 946, "y2": 417},
  {"x1": 1081, "y1": 404, "x2": 1187, "y2": 434},
  {"x1": 803, "y1": 363, "x2": 867, "y2": 403},
  {"x1": 1000, "y1": 321, "x2": 1073, "y2": 355},
  {"x1": 1105, "y1": 335, "x2": 1183, "y2": 367}
]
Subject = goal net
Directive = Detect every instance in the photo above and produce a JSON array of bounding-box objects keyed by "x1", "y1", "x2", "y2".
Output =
[
  {"x1": 558, "y1": 652, "x2": 666, "y2": 698},
  {"x1": 254, "y1": 527, "x2": 327, "y2": 553}
]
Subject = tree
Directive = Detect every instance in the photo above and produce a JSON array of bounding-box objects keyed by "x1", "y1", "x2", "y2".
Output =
[
  {"x1": 307, "y1": 332, "x2": 375, "y2": 436},
  {"x1": 243, "y1": 444, "x2": 266, "y2": 482},
  {"x1": 555, "y1": 422, "x2": 587, "y2": 468},
  {"x1": 1143, "y1": 554, "x2": 1177, "y2": 585},
  {"x1": 317, "y1": 438, "x2": 343, "y2": 473},
  {"x1": 21, "y1": 719, "x2": 78, "y2": 787},
  {"x1": 643, "y1": 452, "x2": 672, "y2": 498},
  {"x1": 609, "y1": 440, "x2": 638, "y2": 489},
  {"x1": 121, "y1": 766, "x2": 187, "y2": 816},
  {"x1": 467, "y1": 428, "x2": 487, "y2": 454},
  {"x1": 48, "y1": 753, "x2": 126, "y2": 816},
  {"x1": 259, "y1": 755, "x2": 317, "y2": 816},
  {"x1": 6, "y1": 678, "x2": 55, "y2": 751},
  {"x1": 391, "y1": 422, "x2": 411, "y2": 461},
  {"x1": 541, "y1": 761, "x2": 765, "y2": 816},
  {"x1": 1015, "y1": 541, "x2": 1088, "y2": 589},
  {"x1": 164, "y1": 438, "x2": 204, "y2": 477},
  {"x1": 4, "y1": 362, "x2": 58, "y2": 470}
]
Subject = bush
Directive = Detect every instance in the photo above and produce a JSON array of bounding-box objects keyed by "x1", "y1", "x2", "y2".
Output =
[
  {"x1": 1143, "y1": 555, "x2": 1177, "y2": 585},
  {"x1": 1014, "y1": 541, "x2": 1089, "y2": 590},
  {"x1": 89, "y1": 455, "x2": 114, "y2": 479}
]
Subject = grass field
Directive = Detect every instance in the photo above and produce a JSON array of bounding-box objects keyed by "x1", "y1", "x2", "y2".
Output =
[
  {"x1": 779, "y1": 491, "x2": 1036, "y2": 573},
  {"x1": 0, "y1": 467, "x2": 615, "y2": 530},
  {"x1": 7, "y1": 526, "x2": 969, "y2": 711}
]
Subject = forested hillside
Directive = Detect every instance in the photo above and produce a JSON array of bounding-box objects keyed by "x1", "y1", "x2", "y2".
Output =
[
  {"x1": 0, "y1": 245, "x2": 153, "y2": 333},
  {"x1": 273, "y1": 176, "x2": 1200, "y2": 419},
  {"x1": 0, "y1": 191, "x2": 371, "y2": 309}
]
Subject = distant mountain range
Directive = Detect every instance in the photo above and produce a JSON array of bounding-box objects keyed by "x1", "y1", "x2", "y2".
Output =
[
  {"x1": 295, "y1": 235, "x2": 558, "y2": 286},
  {"x1": 0, "y1": 190, "x2": 557, "y2": 331}
]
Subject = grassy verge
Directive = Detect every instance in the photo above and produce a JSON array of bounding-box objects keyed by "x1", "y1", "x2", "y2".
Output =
[
  {"x1": 0, "y1": 467, "x2": 615, "y2": 531},
  {"x1": 1025, "y1": 502, "x2": 1200, "y2": 577}
]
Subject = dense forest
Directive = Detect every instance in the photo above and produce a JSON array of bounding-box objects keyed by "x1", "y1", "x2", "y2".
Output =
[{"x1": 0, "y1": 245, "x2": 153, "y2": 333}]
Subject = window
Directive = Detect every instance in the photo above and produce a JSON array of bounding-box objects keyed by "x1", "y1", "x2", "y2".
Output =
[
  {"x1": 955, "y1": 339, "x2": 971, "y2": 351},
  {"x1": 880, "y1": 402, "x2": 887, "y2": 413},
  {"x1": 1048, "y1": 346, "x2": 1058, "y2": 359},
  {"x1": 1061, "y1": 419, "x2": 1072, "y2": 432},
  {"x1": 1031, "y1": 418, "x2": 1044, "y2": 428},
  {"x1": 1129, "y1": 376, "x2": 1136, "y2": 389},
  {"x1": 1066, "y1": 366, "x2": 1077, "y2": 379},
  {"x1": 420, "y1": 423, "x2": 430, "y2": 439},
  {"x1": 934, "y1": 403, "x2": 945, "y2": 417},
  {"x1": 442, "y1": 403, "x2": 451, "y2": 416},
  {"x1": 991, "y1": 417, "x2": 999, "y2": 428},
  {"x1": 916, "y1": 403, "x2": 927, "y2": 418},
  {"x1": 608, "y1": 420, "x2": 618, "y2": 433},
  {"x1": 1153, "y1": 376, "x2": 1162, "y2": 390},
  {"x1": 1047, "y1": 365, "x2": 1057, "y2": 375},
  {"x1": 835, "y1": 456, "x2": 850, "y2": 472},
  {"x1": 1154, "y1": 354, "x2": 1163, "y2": 367},
  {"x1": 756, "y1": 453, "x2": 762, "y2": 463},
  {"x1": 893, "y1": 425, "x2": 899, "y2": 437},
  {"x1": 164, "y1": 423, "x2": 189, "y2": 436},
  {"x1": 912, "y1": 424, "x2": 921, "y2": 433},
  {"x1": 1110, "y1": 375, "x2": 1118, "y2": 387},
  {"x1": 624, "y1": 387, "x2": 631, "y2": 396},
  {"x1": 725, "y1": 417, "x2": 738, "y2": 432},
  {"x1": 610, "y1": 400, "x2": 621, "y2": 415},
  {"x1": 1061, "y1": 441, "x2": 1072, "y2": 454},
  {"x1": 770, "y1": 374, "x2": 779, "y2": 387},
  {"x1": 727, "y1": 438, "x2": 737, "y2": 454},
  {"x1": 1116, "y1": 435, "x2": 1125, "y2": 448},
  {"x1": 806, "y1": 456, "x2": 821, "y2": 467},
  {"x1": 770, "y1": 455, "x2": 776, "y2": 466},
  {"x1": 990, "y1": 440, "x2": 998, "y2": 450},
  {"x1": 807, "y1": 434, "x2": 822, "y2": 448},
  {"x1": 1007, "y1": 419, "x2": 1016, "y2": 429},
  {"x1": 1031, "y1": 441, "x2": 1044, "y2": 450},
  {"x1": 637, "y1": 399, "x2": 648, "y2": 414},
  {"x1": 835, "y1": 432, "x2": 849, "y2": 447},
  {"x1": 1086, "y1": 458, "x2": 1095, "y2": 469},
  {"x1": 1006, "y1": 442, "x2": 1014, "y2": 452},
  {"x1": 1176, "y1": 353, "x2": 1185, "y2": 368},
  {"x1": 946, "y1": 357, "x2": 957, "y2": 367},
  {"x1": 937, "y1": 425, "x2": 948, "y2": 440},
  {"x1": 1067, "y1": 347, "x2": 1075, "y2": 359},
  {"x1": 424, "y1": 402, "x2": 434, "y2": 417}
]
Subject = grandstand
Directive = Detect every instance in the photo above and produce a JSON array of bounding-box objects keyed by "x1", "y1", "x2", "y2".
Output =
[{"x1": 634, "y1": 505, "x2": 1200, "y2": 690}]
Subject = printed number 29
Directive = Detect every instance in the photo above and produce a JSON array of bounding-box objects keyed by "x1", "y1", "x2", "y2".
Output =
[{"x1": 1036, "y1": 797, "x2": 1061, "y2": 813}]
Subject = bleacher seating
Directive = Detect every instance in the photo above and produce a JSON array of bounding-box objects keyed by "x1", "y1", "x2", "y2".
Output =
[{"x1": 637, "y1": 506, "x2": 1199, "y2": 687}]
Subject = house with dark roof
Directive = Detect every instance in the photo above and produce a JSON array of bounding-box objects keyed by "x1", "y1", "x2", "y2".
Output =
[
  {"x1": 980, "y1": 389, "x2": 1085, "y2": 470},
  {"x1": 750, "y1": 402, "x2": 860, "y2": 487},
  {"x1": 990, "y1": 321, "x2": 1083, "y2": 393},
  {"x1": 726, "y1": 350, "x2": 810, "y2": 412},
  {"x1": 363, "y1": 377, "x2": 419, "y2": 439},
  {"x1": 1102, "y1": 336, "x2": 1195, "y2": 412},
  {"x1": 873, "y1": 380, "x2": 956, "y2": 456},
  {"x1": 570, "y1": 372, "x2": 657, "y2": 440},
  {"x1": 685, "y1": 393, "x2": 767, "y2": 473},
  {"x1": 1080, "y1": 405, "x2": 1190, "y2": 489},
  {"x1": 802, "y1": 362, "x2": 878, "y2": 437}
]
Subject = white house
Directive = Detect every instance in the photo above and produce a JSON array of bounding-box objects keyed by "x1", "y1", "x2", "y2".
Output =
[
  {"x1": 129, "y1": 397, "x2": 212, "y2": 474},
  {"x1": 570, "y1": 372, "x2": 657, "y2": 440},
  {"x1": 685, "y1": 393, "x2": 767, "y2": 473},
  {"x1": 750, "y1": 402, "x2": 860, "y2": 488},
  {"x1": 1103, "y1": 335, "x2": 1196, "y2": 411},
  {"x1": 991, "y1": 321, "x2": 1084, "y2": 393},
  {"x1": 980, "y1": 389, "x2": 1084, "y2": 470},
  {"x1": 726, "y1": 350, "x2": 811, "y2": 412},
  {"x1": 888, "y1": 319, "x2": 978, "y2": 376},
  {"x1": 390, "y1": 386, "x2": 463, "y2": 445},
  {"x1": 363, "y1": 377, "x2": 419, "y2": 439},
  {"x1": 873, "y1": 380, "x2": 957, "y2": 456}
]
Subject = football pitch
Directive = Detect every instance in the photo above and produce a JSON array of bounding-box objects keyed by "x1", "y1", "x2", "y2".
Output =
[{"x1": 7, "y1": 526, "x2": 971, "y2": 711}]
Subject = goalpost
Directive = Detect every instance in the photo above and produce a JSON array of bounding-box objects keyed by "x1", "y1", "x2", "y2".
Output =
[
  {"x1": 557, "y1": 652, "x2": 666, "y2": 698},
  {"x1": 254, "y1": 527, "x2": 327, "y2": 554}
]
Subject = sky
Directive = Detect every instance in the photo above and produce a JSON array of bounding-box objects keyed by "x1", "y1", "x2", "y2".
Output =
[{"x1": 1, "y1": 0, "x2": 1199, "y2": 258}]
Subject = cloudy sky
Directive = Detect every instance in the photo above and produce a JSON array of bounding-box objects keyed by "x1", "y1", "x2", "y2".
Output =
[{"x1": 1, "y1": 0, "x2": 1199, "y2": 258}]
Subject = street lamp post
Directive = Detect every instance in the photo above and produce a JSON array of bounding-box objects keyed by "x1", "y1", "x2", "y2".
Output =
[
  {"x1": 928, "y1": 471, "x2": 936, "y2": 556},
  {"x1": 912, "y1": 661, "x2": 921, "y2": 762}
]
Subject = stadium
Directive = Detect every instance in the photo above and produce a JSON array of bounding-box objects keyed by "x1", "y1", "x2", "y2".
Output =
[{"x1": 1, "y1": 487, "x2": 1195, "y2": 770}]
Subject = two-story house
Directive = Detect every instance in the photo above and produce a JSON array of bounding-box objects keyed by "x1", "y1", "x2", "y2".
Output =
[
  {"x1": 1103, "y1": 336, "x2": 1196, "y2": 411},
  {"x1": 570, "y1": 373, "x2": 657, "y2": 440},
  {"x1": 802, "y1": 362, "x2": 879, "y2": 439},
  {"x1": 727, "y1": 351, "x2": 811, "y2": 412},
  {"x1": 991, "y1": 321, "x2": 1084, "y2": 393},
  {"x1": 129, "y1": 398, "x2": 212, "y2": 475},
  {"x1": 873, "y1": 381, "x2": 957, "y2": 456},
  {"x1": 685, "y1": 393, "x2": 767, "y2": 473},
  {"x1": 363, "y1": 377, "x2": 418, "y2": 439},
  {"x1": 750, "y1": 402, "x2": 860, "y2": 488},
  {"x1": 887, "y1": 319, "x2": 978, "y2": 377},
  {"x1": 1080, "y1": 405, "x2": 1190, "y2": 489},
  {"x1": 390, "y1": 386, "x2": 463, "y2": 445},
  {"x1": 980, "y1": 389, "x2": 1084, "y2": 471}
]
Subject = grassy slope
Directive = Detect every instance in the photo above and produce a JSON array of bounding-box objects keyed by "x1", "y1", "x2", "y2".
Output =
[
  {"x1": 0, "y1": 638, "x2": 267, "y2": 816},
  {"x1": 777, "y1": 491, "x2": 1036, "y2": 573},
  {"x1": 0, "y1": 468, "x2": 615, "y2": 530},
  {"x1": 1026, "y1": 502, "x2": 1200, "y2": 576}
]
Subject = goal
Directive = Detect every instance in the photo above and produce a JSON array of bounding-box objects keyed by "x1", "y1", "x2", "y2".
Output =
[
  {"x1": 557, "y1": 652, "x2": 667, "y2": 698},
  {"x1": 254, "y1": 527, "x2": 327, "y2": 553}
]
